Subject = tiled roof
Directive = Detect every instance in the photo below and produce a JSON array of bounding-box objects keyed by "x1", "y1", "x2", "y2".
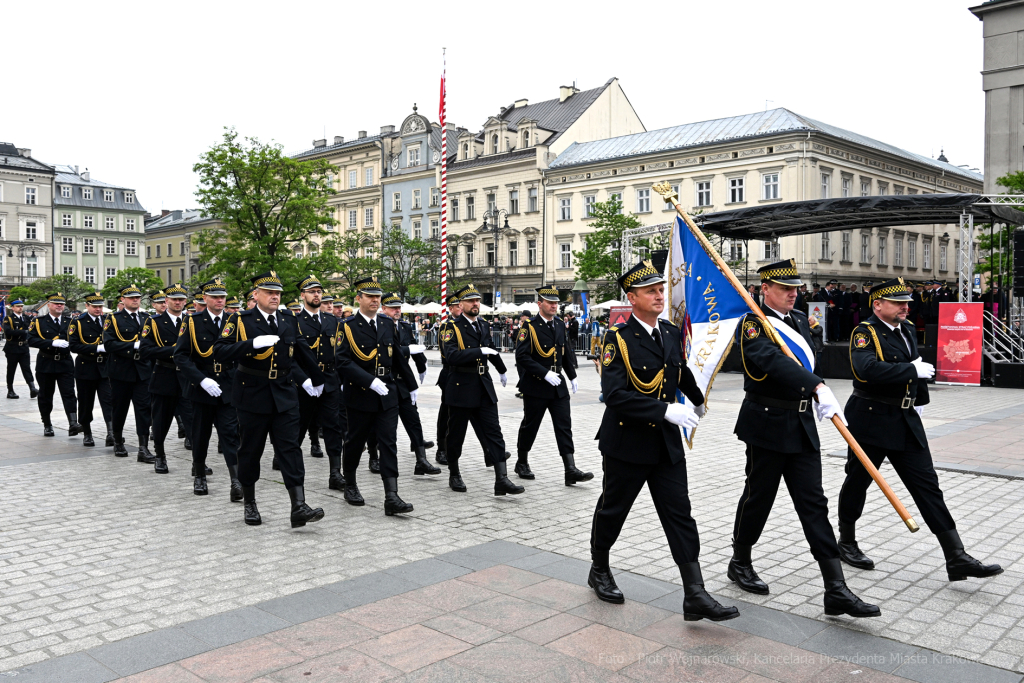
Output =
[
  {"x1": 290, "y1": 135, "x2": 382, "y2": 159},
  {"x1": 496, "y1": 80, "x2": 614, "y2": 146},
  {"x1": 449, "y1": 148, "x2": 538, "y2": 171},
  {"x1": 0, "y1": 143, "x2": 54, "y2": 174},
  {"x1": 51, "y1": 165, "x2": 146, "y2": 212},
  {"x1": 145, "y1": 209, "x2": 215, "y2": 233}
]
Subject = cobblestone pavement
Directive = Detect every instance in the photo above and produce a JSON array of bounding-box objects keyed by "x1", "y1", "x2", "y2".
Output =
[{"x1": 1, "y1": 350, "x2": 1023, "y2": 676}]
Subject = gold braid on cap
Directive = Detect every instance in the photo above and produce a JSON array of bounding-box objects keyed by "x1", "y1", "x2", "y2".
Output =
[
  {"x1": 253, "y1": 274, "x2": 281, "y2": 287},
  {"x1": 623, "y1": 261, "x2": 659, "y2": 288},
  {"x1": 869, "y1": 278, "x2": 908, "y2": 305},
  {"x1": 759, "y1": 266, "x2": 799, "y2": 281},
  {"x1": 355, "y1": 280, "x2": 382, "y2": 292}
]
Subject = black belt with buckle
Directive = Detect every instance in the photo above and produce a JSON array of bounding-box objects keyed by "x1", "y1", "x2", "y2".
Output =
[
  {"x1": 745, "y1": 392, "x2": 809, "y2": 413},
  {"x1": 238, "y1": 365, "x2": 280, "y2": 380},
  {"x1": 318, "y1": 362, "x2": 335, "y2": 372},
  {"x1": 852, "y1": 389, "x2": 915, "y2": 409},
  {"x1": 549, "y1": 365, "x2": 562, "y2": 374},
  {"x1": 375, "y1": 367, "x2": 391, "y2": 377},
  {"x1": 454, "y1": 364, "x2": 488, "y2": 375},
  {"x1": 155, "y1": 359, "x2": 176, "y2": 369}
]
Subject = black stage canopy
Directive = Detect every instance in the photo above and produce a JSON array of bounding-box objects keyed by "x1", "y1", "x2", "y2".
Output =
[{"x1": 695, "y1": 194, "x2": 1024, "y2": 241}]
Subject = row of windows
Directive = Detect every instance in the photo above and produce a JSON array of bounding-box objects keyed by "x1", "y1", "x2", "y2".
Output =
[
  {"x1": 61, "y1": 237, "x2": 138, "y2": 255},
  {"x1": 341, "y1": 167, "x2": 374, "y2": 189},
  {"x1": 58, "y1": 186, "x2": 135, "y2": 203},
  {"x1": 392, "y1": 187, "x2": 445, "y2": 212},
  {"x1": 344, "y1": 208, "x2": 376, "y2": 229},
  {"x1": 820, "y1": 173, "x2": 915, "y2": 199},
  {"x1": 146, "y1": 242, "x2": 187, "y2": 259},
  {"x1": 452, "y1": 239, "x2": 539, "y2": 269},
  {"x1": 60, "y1": 266, "x2": 118, "y2": 283},
  {"x1": 821, "y1": 232, "x2": 947, "y2": 270},
  {"x1": 60, "y1": 214, "x2": 136, "y2": 231}
]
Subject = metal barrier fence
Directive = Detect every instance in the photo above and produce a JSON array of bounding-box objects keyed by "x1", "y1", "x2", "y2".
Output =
[{"x1": 414, "y1": 327, "x2": 597, "y2": 355}]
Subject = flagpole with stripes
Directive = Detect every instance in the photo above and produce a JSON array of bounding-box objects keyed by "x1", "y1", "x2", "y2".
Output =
[{"x1": 439, "y1": 48, "x2": 448, "y2": 323}]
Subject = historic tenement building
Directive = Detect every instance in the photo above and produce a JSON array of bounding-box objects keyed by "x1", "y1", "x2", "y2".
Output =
[{"x1": 0, "y1": 143, "x2": 54, "y2": 292}]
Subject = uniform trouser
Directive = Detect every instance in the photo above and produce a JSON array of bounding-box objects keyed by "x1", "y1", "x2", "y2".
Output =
[
  {"x1": 175, "y1": 397, "x2": 193, "y2": 438},
  {"x1": 109, "y1": 379, "x2": 152, "y2": 441},
  {"x1": 150, "y1": 392, "x2": 180, "y2": 451},
  {"x1": 37, "y1": 371, "x2": 77, "y2": 422},
  {"x1": 445, "y1": 403, "x2": 508, "y2": 466},
  {"x1": 398, "y1": 395, "x2": 425, "y2": 450},
  {"x1": 298, "y1": 390, "x2": 345, "y2": 458},
  {"x1": 733, "y1": 444, "x2": 840, "y2": 561},
  {"x1": 517, "y1": 393, "x2": 574, "y2": 455},
  {"x1": 438, "y1": 394, "x2": 491, "y2": 455},
  {"x1": 192, "y1": 401, "x2": 239, "y2": 472},
  {"x1": 235, "y1": 405, "x2": 304, "y2": 488},
  {"x1": 76, "y1": 376, "x2": 112, "y2": 425},
  {"x1": 6, "y1": 353, "x2": 33, "y2": 386},
  {"x1": 344, "y1": 405, "x2": 399, "y2": 478},
  {"x1": 591, "y1": 452, "x2": 699, "y2": 565},
  {"x1": 837, "y1": 442, "x2": 955, "y2": 534}
]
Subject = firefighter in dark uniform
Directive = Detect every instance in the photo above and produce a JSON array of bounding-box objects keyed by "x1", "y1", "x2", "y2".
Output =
[
  {"x1": 174, "y1": 279, "x2": 241, "y2": 500},
  {"x1": 381, "y1": 292, "x2": 439, "y2": 476},
  {"x1": 214, "y1": 271, "x2": 326, "y2": 527},
  {"x1": 513, "y1": 285, "x2": 591, "y2": 486},
  {"x1": 4, "y1": 298, "x2": 39, "y2": 399},
  {"x1": 27, "y1": 293, "x2": 81, "y2": 437},
  {"x1": 837, "y1": 278, "x2": 1003, "y2": 582},
  {"x1": 141, "y1": 286, "x2": 187, "y2": 474},
  {"x1": 292, "y1": 274, "x2": 346, "y2": 492},
  {"x1": 67, "y1": 292, "x2": 113, "y2": 447},
  {"x1": 149, "y1": 290, "x2": 193, "y2": 452},
  {"x1": 335, "y1": 277, "x2": 419, "y2": 515},
  {"x1": 103, "y1": 284, "x2": 155, "y2": 462},
  {"x1": 439, "y1": 284, "x2": 522, "y2": 496},
  {"x1": 727, "y1": 259, "x2": 879, "y2": 618},
  {"x1": 587, "y1": 261, "x2": 736, "y2": 621}
]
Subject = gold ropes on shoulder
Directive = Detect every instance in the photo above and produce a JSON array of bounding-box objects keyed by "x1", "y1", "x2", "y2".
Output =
[
  {"x1": 344, "y1": 323, "x2": 377, "y2": 362},
  {"x1": 76, "y1": 322, "x2": 99, "y2": 345},
  {"x1": 613, "y1": 332, "x2": 664, "y2": 395},
  {"x1": 234, "y1": 314, "x2": 274, "y2": 360},
  {"x1": 110, "y1": 315, "x2": 137, "y2": 343},
  {"x1": 528, "y1": 323, "x2": 555, "y2": 359},
  {"x1": 188, "y1": 316, "x2": 213, "y2": 358},
  {"x1": 149, "y1": 319, "x2": 166, "y2": 347}
]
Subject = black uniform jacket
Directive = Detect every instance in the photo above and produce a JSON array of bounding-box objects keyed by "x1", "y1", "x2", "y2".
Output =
[
  {"x1": 3, "y1": 313, "x2": 31, "y2": 355},
  {"x1": 515, "y1": 315, "x2": 578, "y2": 400},
  {"x1": 435, "y1": 317, "x2": 457, "y2": 390},
  {"x1": 174, "y1": 311, "x2": 235, "y2": 405},
  {"x1": 597, "y1": 315, "x2": 703, "y2": 465},
  {"x1": 67, "y1": 314, "x2": 108, "y2": 380},
  {"x1": 103, "y1": 310, "x2": 153, "y2": 383},
  {"x1": 292, "y1": 308, "x2": 340, "y2": 394},
  {"x1": 394, "y1": 318, "x2": 426, "y2": 401},
  {"x1": 28, "y1": 314, "x2": 75, "y2": 374},
  {"x1": 734, "y1": 309, "x2": 824, "y2": 453},
  {"x1": 335, "y1": 311, "x2": 417, "y2": 410},
  {"x1": 140, "y1": 312, "x2": 183, "y2": 397},
  {"x1": 213, "y1": 307, "x2": 324, "y2": 414},
  {"x1": 847, "y1": 314, "x2": 930, "y2": 451},
  {"x1": 439, "y1": 315, "x2": 507, "y2": 408}
]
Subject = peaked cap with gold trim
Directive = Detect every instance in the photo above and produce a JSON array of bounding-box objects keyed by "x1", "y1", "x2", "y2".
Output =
[
  {"x1": 757, "y1": 259, "x2": 802, "y2": 287},
  {"x1": 868, "y1": 278, "x2": 913, "y2": 305},
  {"x1": 120, "y1": 284, "x2": 142, "y2": 297},
  {"x1": 353, "y1": 276, "x2": 383, "y2": 296},
  {"x1": 617, "y1": 259, "x2": 665, "y2": 293},
  {"x1": 84, "y1": 292, "x2": 104, "y2": 305},
  {"x1": 251, "y1": 270, "x2": 283, "y2": 292},
  {"x1": 455, "y1": 284, "x2": 482, "y2": 300},
  {"x1": 164, "y1": 283, "x2": 188, "y2": 299},
  {"x1": 536, "y1": 285, "x2": 560, "y2": 302},
  {"x1": 382, "y1": 292, "x2": 403, "y2": 307},
  {"x1": 297, "y1": 273, "x2": 322, "y2": 291},
  {"x1": 201, "y1": 278, "x2": 228, "y2": 296}
]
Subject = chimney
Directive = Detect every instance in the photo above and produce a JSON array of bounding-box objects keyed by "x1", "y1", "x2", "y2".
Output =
[
  {"x1": 74, "y1": 165, "x2": 79, "y2": 175},
  {"x1": 313, "y1": 138, "x2": 327, "y2": 148},
  {"x1": 514, "y1": 98, "x2": 529, "y2": 108},
  {"x1": 380, "y1": 125, "x2": 395, "y2": 135},
  {"x1": 358, "y1": 130, "x2": 367, "y2": 139},
  {"x1": 334, "y1": 136, "x2": 344, "y2": 145},
  {"x1": 161, "y1": 209, "x2": 171, "y2": 217},
  {"x1": 559, "y1": 85, "x2": 579, "y2": 103},
  {"x1": 17, "y1": 148, "x2": 31, "y2": 157},
  {"x1": 82, "y1": 170, "x2": 90, "y2": 181}
]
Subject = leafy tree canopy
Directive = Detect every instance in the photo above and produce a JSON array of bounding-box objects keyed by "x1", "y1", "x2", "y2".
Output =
[
  {"x1": 571, "y1": 196, "x2": 643, "y2": 302},
  {"x1": 101, "y1": 267, "x2": 166, "y2": 303},
  {"x1": 25, "y1": 274, "x2": 94, "y2": 308}
]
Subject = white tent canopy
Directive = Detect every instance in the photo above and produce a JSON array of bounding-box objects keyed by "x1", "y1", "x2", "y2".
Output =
[
  {"x1": 416, "y1": 302, "x2": 443, "y2": 314},
  {"x1": 590, "y1": 299, "x2": 628, "y2": 310}
]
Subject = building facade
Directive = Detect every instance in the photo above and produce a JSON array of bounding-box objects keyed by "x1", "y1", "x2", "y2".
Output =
[
  {"x1": 381, "y1": 107, "x2": 446, "y2": 244},
  {"x1": 544, "y1": 108, "x2": 983, "y2": 290},
  {"x1": 0, "y1": 143, "x2": 54, "y2": 292},
  {"x1": 52, "y1": 165, "x2": 147, "y2": 289},
  {"x1": 143, "y1": 209, "x2": 221, "y2": 287}
]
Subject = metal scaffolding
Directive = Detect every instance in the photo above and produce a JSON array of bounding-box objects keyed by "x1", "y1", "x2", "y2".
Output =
[
  {"x1": 957, "y1": 212, "x2": 974, "y2": 303},
  {"x1": 621, "y1": 222, "x2": 673, "y2": 270}
]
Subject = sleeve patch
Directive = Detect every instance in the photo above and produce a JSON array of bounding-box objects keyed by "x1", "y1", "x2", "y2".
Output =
[
  {"x1": 742, "y1": 320, "x2": 760, "y2": 339},
  {"x1": 68, "y1": 324, "x2": 76, "y2": 336},
  {"x1": 141, "y1": 323, "x2": 151, "y2": 337},
  {"x1": 853, "y1": 332, "x2": 869, "y2": 348},
  {"x1": 517, "y1": 329, "x2": 527, "y2": 342},
  {"x1": 602, "y1": 342, "x2": 616, "y2": 366},
  {"x1": 221, "y1": 321, "x2": 234, "y2": 338},
  {"x1": 103, "y1": 318, "x2": 111, "y2": 330},
  {"x1": 442, "y1": 329, "x2": 454, "y2": 342}
]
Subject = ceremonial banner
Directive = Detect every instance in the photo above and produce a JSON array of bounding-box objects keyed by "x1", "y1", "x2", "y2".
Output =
[{"x1": 935, "y1": 302, "x2": 983, "y2": 386}]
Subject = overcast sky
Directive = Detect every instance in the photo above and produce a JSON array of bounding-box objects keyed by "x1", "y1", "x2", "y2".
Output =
[{"x1": 5, "y1": 0, "x2": 985, "y2": 214}]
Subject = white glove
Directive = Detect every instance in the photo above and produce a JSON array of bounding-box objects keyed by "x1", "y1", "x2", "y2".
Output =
[
  {"x1": 419, "y1": 371, "x2": 427, "y2": 384},
  {"x1": 408, "y1": 344, "x2": 426, "y2": 354},
  {"x1": 96, "y1": 344, "x2": 106, "y2": 353},
  {"x1": 370, "y1": 378, "x2": 389, "y2": 396},
  {"x1": 571, "y1": 378, "x2": 579, "y2": 394},
  {"x1": 500, "y1": 374, "x2": 507, "y2": 387},
  {"x1": 252, "y1": 335, "x2": 279, "y2": 349},
  {"x1": 914, "y1": 406, "x2": 924, "y2": 418},
  {"x1": 301, "y1": 378, "x2": 317, "y2": 397},
  {"x1": 543, "y1": 371, "x2": 561, "y2": 386},
  {"x1": 200, "y1": 377, "x2": 222, "y2": 397},
  {"x1": 911, "y1": 357, "x2": 935, "y2": 380},
  {"x1": 133, "y1": 341, "x2": 141, "y2": 350},
  {"x1": 410, "y1": 389, "x2": 418, "y2": 405},
  {"x1": 694, "y1": 402, "x2": 707, "y2": 418},
  {"x1": 664, "y1": 403, "x2": 699, "y2": 430},
  {"x1": 312, "y1": 384, "x2": 324, "y2": 397},
  {"x1": 480, "y1": 347, "x2": 498, "y2": 356},
  {"x1": 52, "y1": 339, "x2": 70, "y2": 348},
  {"x1": 813, "y1": 386, "x2": 848, "y2": 426}
]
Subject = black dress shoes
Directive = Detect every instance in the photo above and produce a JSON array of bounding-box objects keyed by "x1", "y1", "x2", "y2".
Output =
[
  {"x1": 820, "y1": 558, "x2": 881, "y2": 618},
  {"x1": 29, "y1": 382, "x2": 39, "y2": 399},
  {"x1": 727, "y1": 543, "x2": 769, "y2": 595},
  {"x1": 514, "y1": 456, "x2": 535, "y2": 480},
  {"x1": 82, "y1": 429, "x2": 95, "y2": 447},
  {"x1": 228, "y1": 465, "x2": 243, "y2": 502},
  {"x1": 288, "y1": 486, "x2": 325, "y2": 528},
  {"x1": 435, "y1": 450, "x2": 448, "y2": 466},
  {"x1": 838, "y1": 522, "x2": 875, "y2": 570},
  {"x1": 183, "y1": 437, "x2": 193, "y2": 451},
  {"x1": 105, "y1": 422, "x2": 114, "y2": 447},
  {"x1": 242, "y1": 485, "x2": 261, "y2": 525},
  {"x1": 272, "y1": 455, "x2": 280, "y2": 470},
  {"x1": 194, "y1": 476, "x2": 208, "y2": 496},
  {"x1": 562, "y1": 454, "x2": 593, "y2": 486},
  {"x1": 114, "y1": 439, "x2": 128, "y2": 457},
  {"x1": 137, "y1": 444, "x2": 156, "y2": 464},
  {"x1": 154, "y1": 457, "x2": 169, "y2": 474},
  {"x1": 7, "y1": 388, "x2": 18, "y2": 399},
  {"x1": 588, "y1": 565, "x2": 625, "y2": 604},
  {"x1": 43, "y1": 423, "x2": 54, "y2": 437},
  {"x1": 449, "y1": 473, "x2": 467, "y2": 492},
  {"x1": 383, "y1": 477, "x2": 413, "y2": 516},
  {"x1": 679, "y1": 562, "x2": 740, "y2": 622},
  {"x1": 310, "y1": 441, "x2": 323, "y2": 458},
  {"x1": 343, "y1": 472, "x2": 365, "y2": 506},
  {"x1": 938, "y1": 529, "x2": 1004, "y2": 581},
  {"x1": 328, "y1": 455, "x2": 345, "y2": 490},
  {"x1": 493, "y1": 461, "x2": 524, "y2": 496},
  {"x1": 368, "y1": 447, "x2": 380, "y2": 473}
]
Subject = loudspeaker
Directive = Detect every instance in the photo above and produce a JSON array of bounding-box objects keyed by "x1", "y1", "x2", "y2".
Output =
[
  {"x1": 651, "y1": 249, "x2": 669, "y2": 273},
  {"x1": 1014, "y1": 230, "x2": 1024, "y2": 297},
  {"x1": 992, "y1": 363, "x2": 1024, "y2": 388}
]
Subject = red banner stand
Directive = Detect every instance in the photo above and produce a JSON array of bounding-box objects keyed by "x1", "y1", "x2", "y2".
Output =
[{"x1": 935, "y1": 302, "x2": 983, "y2": 386}]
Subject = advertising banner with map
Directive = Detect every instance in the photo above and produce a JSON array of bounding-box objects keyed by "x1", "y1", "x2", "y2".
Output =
[{"x1": 936, "y1": 302, "x2": 983, "y2": 386}]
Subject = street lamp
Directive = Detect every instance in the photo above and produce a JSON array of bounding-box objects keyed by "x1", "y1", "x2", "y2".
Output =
[
  {"x1": 481, "y1": 208, "x2": 511, "y2": 307},
  {"x1": 7, "y1": 245, "x2": 41, "y2": 287}
]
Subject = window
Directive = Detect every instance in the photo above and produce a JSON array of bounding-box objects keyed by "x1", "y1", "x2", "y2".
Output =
[
  {"x1": 63, "y1": 266, "x2": 74, "y2": 275},
  {"x1": 528, "y1": 187, "x2": 538, "y2": 212},
  {"x1": 861, "y1": 180, "x2": 870, "y2": 196},
  {"x1": 180, "y1": 268, "x2": 185, "y2": 282},
  {"x1": 83, "y1": 187, "x2": 93, "y2": 200},
  {"x1": 696, "y1": 181, "x2": 711, "y2": 207},
  {"x1": 103, "y1": 190, "x2": 113, "y2": 202},
  {"x1": 894, "y1": 186, "x2": 905, "y2": 196},
  {"x1": 762, "y1": 173, "x2": 779, "y2": 200},
  {"x1": 413, "y1": 220, "x2": 422, "y2": 239},
  {"x1": 62, "y1": 236, "x2": 74, "y2": 252},
  {"x1": 528, "y1": 239, "x2": 537, "y2": 265},
  {"x1": 729, "y1": 239, "x2": 744, "y2": 261},
  {"x1": 491, "y1": 134, "x2": 499, "y2": 154},
  {"x1": 155, "y1": 244, "x2": 160, "y2": 257},
  {"x1": 25, "y1": 257, "x2": 38, "y2": 278},
  {"x1": 84, "y1": 215, "x2": 94, "y2": 229},
  {"x1": 728, "y1": 178, "x2": 744, "y2": 204},
  {"x1": 349, "y1": 170, "x2": 358, "y2": 189},
  {"x1": 940, "y1": 244, "x2": 948, "y2": 271},
  {"x1": 105, "y1": 217, "x2": 115, "y2": 230},
  {"x1": 25, "y1": 222, "x2": 37, "y2": 240},
  {"x1": 466, "y1": 196, "x2": 475, "y2": 220},
  {"x1": 147, "y1": 245, "x2": 151, "y2": 258},
  {"x1": 167, "y1": 269, "x2": 172, "y2": 284},
  {"x1": 166, "y1": 242, "x2": 172, "y2": 256},
  {"x1": 841, "y1": 232, "x2": 851, "y2": 262},
  {"x1": 637, "y1": 188, "x2": 651, "y2": 212},
  {"x1": 126, "y1": 240, "x2": 137, "y2": 256},
  {"x1": 878, "y1": 234, "x2": 887, "y2": 265},
  {"x1": 364, "y1": 207, "x2": 374, "y2": 227},
  {"x1": 365, "y1": 168, "x2": 373, "y2": 186},
  {"x1": 923, "y1": 240, "x2": 932, "y2": 269},
  {"x1": 25, "y1": 187, "x2": 37, "y2": 205},
  {"x1": 560, "y1": 243, "x2": 572, "y2": 269},
  {"x1": 0, "y1": 216, "x2": 3, "y2": 238},
  {"x1": 409, "y1": 146, "x2": 422, "y2": 166},
  {"x1": 763, "y1": 241, "x2": 779, "y2": 260},
  {"x1": 522, "y1": 130, "x2": 530, "y2": 148},
  {"x1": 559, "y1": 197, "x2": 572, "y2": 220},
  {"x1": 84, "y1": 267, "x2": 95, "y2": 283},
  {"x1": 486, "y1": 242, "x2": 495, "y2": 267},
  {"x1": 820, "y1": 173, "x2": 831, "y2": 199},
  {"x1": 430, "y1": 219, "x2": 439, "y2": 239},
  {"x1": 62, "y1": 213, "x2": 73, "y2": 227},
  {"x1": 894, "y1": 236, "x2": 903, "y2": 266},
  {"x1": 106, "y1": 268, "x2": 117, "y2": 279},
  {"x1": 413, "y1": 189, "x2": 421, "y2": 209},
  {"x1": 509, "y1": 190, "x2": 519, "y2": 214},
  {"x1": 860, "y1": 234, "x2": 870, "y2": 263},
  {"x1": 348, "y1": 210, "x2": 357, "y2": 229},
  {"x1": 179, "y1": 241, "x2": 185, "y2": 255},
  {"x1": 877, "y1": 183, "x2": 888, "y2": 196},
  {"x1": 450, "y1": 198, "x2": 460, "y2": 222},
  {"x1": 430, "y1": 187, "x2": 439, "y2": 207},
  {"x1": 841, "y1": 177, "x2": 851, "y2": 198},
  {"x1": 124, "y1": 191, "x2": 134, "y2": 204},
  {"x1": 908, "y1": 239, "x2": 917, "y2": 267},
  {"x1": 61, "y1": 185, "x2": 71, "y2": 198},
  {"x1": 584, "y1": 195, "x2": 596, "y2": 217},
  {"x1": 487, "y1": 193, "x2": 496, "y2": 214},
  {"x1": 393, "y1": 192, "x2": 401, "y2": 211},
  {"x1": 465, "y1": 243, "x2": 474, "y2": 268},
  {"x1": 126, "y1": 218, "x2": 135, "y2": 231},
  {"x1": 462, "y1": 143, "x2": 469, "y2": 158},
  {"x1": 508, "y1": 240, "x2": 518, "y2": 266},
  {"x1": 820, "y1": 233, "x2": 831, "y2": 260}
]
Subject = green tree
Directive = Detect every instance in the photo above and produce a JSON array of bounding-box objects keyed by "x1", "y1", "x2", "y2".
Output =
[
  {"x1": 572, "y1": 196, "x2": 642, "y2": 301},
  {"x1": 325, "y1": 230, "x2": 381, "y2": 302},
  {"x1": 978, "y1": 172, "x2": 1024, "y2": 290},
  {"x1": 26, "y1": 274, "x2": 93, "y2": 308},
  {"x1": 7, "y1": 286, "x2": 34, "y2": 304},
  {"x1": 101, "y1": 267, "x2": 166, "y2": 303},
  {"x1": 378, "y1": 223, "x2": 444, "y2": 301},
  {"x1": 191, "y1": 128, "x2": 339, "y2": 301}
]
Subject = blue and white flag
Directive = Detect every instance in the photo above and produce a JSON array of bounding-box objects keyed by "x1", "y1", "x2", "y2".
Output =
[
  {"x1": 666, "y1": 216, "x2": 750, "y2": 446},
  {"x1": 763, "y1": 316, "x2": 815, "y2": 373}
]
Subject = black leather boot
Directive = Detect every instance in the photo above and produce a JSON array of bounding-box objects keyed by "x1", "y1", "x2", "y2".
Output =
[
  {"x1": 43, "y1": 421, "x2": 54, "y2": 437},
  {"x1": 368, "y1": 444, "x2": 380, "y2": 473},
  {"x1": 82, "y1": 424, "x2": 95, "y2": 448},
  {"x1": 114, "y1": 436, "x2": 128, "y2": 457},
  {"x1": 588, "y1": 548, "x2": 624, "y2": 604},
  {"x1": 66, "y1": 412, "x2": 82, "y2": 436},
  {"x1": 176, "y1": 417, "x2": 185, "y2": 438},
  {"x1": 679, "y1": 562, "x2": 740, "y2": 622},
  {"x1": 383, "y1": 477, "x2": 413, "y2": 516},
  {"x1": 448, "y1": 460, "x2": 467, "y2": 492},
  {"x1": 820, "y1": 558, "x2": 881, "y2": 617},
  {"x1": 514, "y1": 452, "x2": 535, "y2": 480},
  {"x1": 193, "y1": 475, "x2": 208, "y2": 495},
  {"x1": 562, "y1": 453, "x2": 593, "y2": 486},
  {"x1": 343, "y1": 471, "x2": 364, "y2": 505},
  {"x1": 937, "y1": 528, "x2": 1003, "y2": 581},
  {"x1": 242, "y1": 484, "x2": 261, "y2": 525},
  {"x1": 7, "y1": 387, "x2": 18, "y2": 399},
  {"x1": 184, "y1": 436, "x2": 193, "y2": 451},
  {"x1": 414, "y1": 447, "x2": 440, "y2": 475},
  {"x1": 310, "y1": 440, "x2": 323, "y2": 458},
  {"x1": 727, "y1": 543, "x2": 769, "y2": 595},
  {"x1": 494, "y1": 460, "x2": 525, "y2": 496},
  {"x1": 422, "y1": 440, "x2": 435, "y2": 450},
  {"x1": 328, "y1": 455, "x2": 345, "y2": 490},
  {"x1": 838, "y1": 521, "x2": 875, "y2": 570},
  {"x1": 272, "y1": 455, "x2": 280, "y2": 470},
  {"x1": 153, "y1": 443, "x2": 168, "y2": 473},
  {"x1": 191, "y1": 464, "x2": 213, "y2": 476},
  {"x1": 288, "y1": 486, "x2": 325, "y2": 528},
  {"x1": 137, "y1": 437, "x2": 156, "y2": 464},
  {"x1": 228, "y1": 465, "x2": 243, "y2": 502},
  {"x1": 318, "y1": 427, "x2": 324, "y2": 440},
  {"x1": 29, "y1": 381, "x2": 39, "y2": 399},
  {"x1": 105, "y1": 421, "x2": 114, "y2": 447},
  {"x1": 435, "y1": 449, "x2": 448, "y2": 466}
]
